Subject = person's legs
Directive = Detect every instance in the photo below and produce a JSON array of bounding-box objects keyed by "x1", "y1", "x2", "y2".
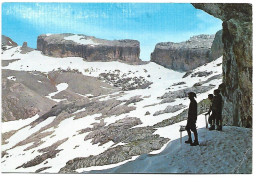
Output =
[
  {"x1": 187, "y1": 129, "x2": 191, "y2": 139},
  {"x1": 216, "y1": 115, "x2": 220, "y2": 126},
  {"x1": 208, "y1": 114, "x2": 214, "y2": 125},
  {"x1": 185, "y1": 127, "x2": 192, "y2": 143},
  {"x1": 212, "y1": 114, "x2": 215, "y2": 126},
  {"x1": 190, "y1": 126, "x2": 199, "y2": 146},
  {"x1": 193, "y1": 129, "x2": 198, "y2": 142},
  {"x1": 216, "y1": 114, "x2": 222, "y2": 131}
]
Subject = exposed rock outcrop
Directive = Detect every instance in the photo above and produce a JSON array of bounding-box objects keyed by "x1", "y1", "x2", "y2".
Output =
[
  {"x1": 193, "y1": 74, "x2": 222, "y2": 87},
  {"x1": 84, "y1": 117, "x2": 142, "y2": 145},
  {"x1": 37, "y1": 33, "x2": 141, "y2": 63},
  {"x1": 17, "y1": 150, "x2": 62, "y2": 169},
  {"x1": 192, "y1": 3, "x2": 252, "y2": 127},
  {"x1": 2, "y1": 35, "x2": 18, "y2": 50},
  {"x1": 2, "y1": 70, "x2": 56, "y2": 122},
  {"x1": 191, "y1": 71, "x2": 213, "y2": 77},
  {"x1": 158, "y1": 85, "x2": 215, "y2": 104},
  {"x1": 153, "y1": 104, "x2": 185, "y2": 116},
  {"x1": 22, "y1": 42, "x2": 28, "y2": 48},
  {"x1": 209, "y1": 30, "x2": 223, "y2": 61},
  {"x1": 59, "y1": 128, "x2": 169, "y2": 173},
  {"x1": 20, "y1": 41, "x2": 34, "y2": 54},
  {"x1": 35, "y1": 167, "x2": 52, "y2": 173},
  {"x1": 151, "y1": 34, "x2": 215, "y2": 72},
  {"x1": 124, "y1": 95, "x2": 143, "y2": 106},
  {"x1": 99, "y1": 72, "x2": 152, "y2": 91},
  {"x1": 171, "y1": 82, "x2": 186, "y2": 86}
]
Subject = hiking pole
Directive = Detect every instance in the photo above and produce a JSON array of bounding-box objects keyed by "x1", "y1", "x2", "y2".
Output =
[
  {"x1": 205, "y1": 114, "x2": 208, "y2": 129},
  {"x1": 180, "y1": 130, "x2": 182, "y2": 144}
]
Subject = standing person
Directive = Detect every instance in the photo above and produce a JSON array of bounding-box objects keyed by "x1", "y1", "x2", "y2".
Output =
[
  {"x1": 205, "y1": 94, "x2": 215, "y2": 130},
  {"x1": 185, "y1": 92, "x2": 199, "y2": 146},
  {"x1": 213, "y1": 89, "x2": 223, "y2": 131}
]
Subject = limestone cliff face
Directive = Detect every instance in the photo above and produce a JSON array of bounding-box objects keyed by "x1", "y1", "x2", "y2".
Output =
[
  {"x1": 210, "y1": 30, "x2": 223, "y2": 61},
  {"x1": 37, "y1": 33, "x2": 141, "y2": 63},
  {"x1": 150, "y1": 34, "x2": 216, "y2": 72},
  {"x1": 192, "y1": 3, "x2": 252, "y2": 127}
]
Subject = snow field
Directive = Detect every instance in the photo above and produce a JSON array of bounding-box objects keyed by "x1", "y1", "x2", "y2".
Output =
[
  {"x1": 2, "y1": 113, "x2": 115, "y2": 173},
  {"x1": 2, "y1": 47, "x2": 224, "y2": 172},
  {"x1": 1, "y1": 114, "x2": 39, "y2": 133}
]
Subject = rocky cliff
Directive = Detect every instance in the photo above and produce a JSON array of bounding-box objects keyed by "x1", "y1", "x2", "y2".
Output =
[
  {"x1": 2, "y1": 35, "x2": 18, "y2": 49},
  {"x1": 150, "y1": 34, "x2": 219, "y2": 72},
  {"x1": 192, "y1": 3, "x2": 252, "y2": 128},
  {"x1": 210, "y1": 30, "x2": 223, "y2": 61},
  {"x1": 37, "y1": 33, "x2": 141, "y2": 63}
]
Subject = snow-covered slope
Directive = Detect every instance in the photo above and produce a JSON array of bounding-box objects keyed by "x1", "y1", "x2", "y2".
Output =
[
  {"x1": 1, "y1": 46, "x2": 235, "y2": 173},
  {"x1": 86, "y1": 124, "x2": 252, "y2": 174}
]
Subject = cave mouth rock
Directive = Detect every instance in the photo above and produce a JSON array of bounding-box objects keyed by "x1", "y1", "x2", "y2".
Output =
[{"x1": 192, "y1": 3, "x2": 252, "y2": 128}]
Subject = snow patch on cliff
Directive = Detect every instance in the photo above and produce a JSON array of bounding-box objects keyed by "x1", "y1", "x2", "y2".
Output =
[{"x1": 64, "y1": 35, "x2": 100, "y2": 46}]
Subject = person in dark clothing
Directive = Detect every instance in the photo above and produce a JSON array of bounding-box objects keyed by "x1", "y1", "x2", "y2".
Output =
[
  {"x1": 212, "y1": 89, "x2": 223, "y2": 131},
  {"x1": 205, "y1": 94, "x2": 215, "y2": 129},
  {"x1": 185, "y1": 92, "x2": 199, "y2": 146}
]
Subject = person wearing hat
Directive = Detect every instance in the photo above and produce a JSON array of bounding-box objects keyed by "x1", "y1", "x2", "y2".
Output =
[{"x1": 185, "y1": 92, "x2": 199, "y2": 146}]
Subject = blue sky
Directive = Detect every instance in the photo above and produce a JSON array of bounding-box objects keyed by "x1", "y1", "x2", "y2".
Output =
[{"x1": 2, "y1": 3, "x2": 222, "y2": 61}]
